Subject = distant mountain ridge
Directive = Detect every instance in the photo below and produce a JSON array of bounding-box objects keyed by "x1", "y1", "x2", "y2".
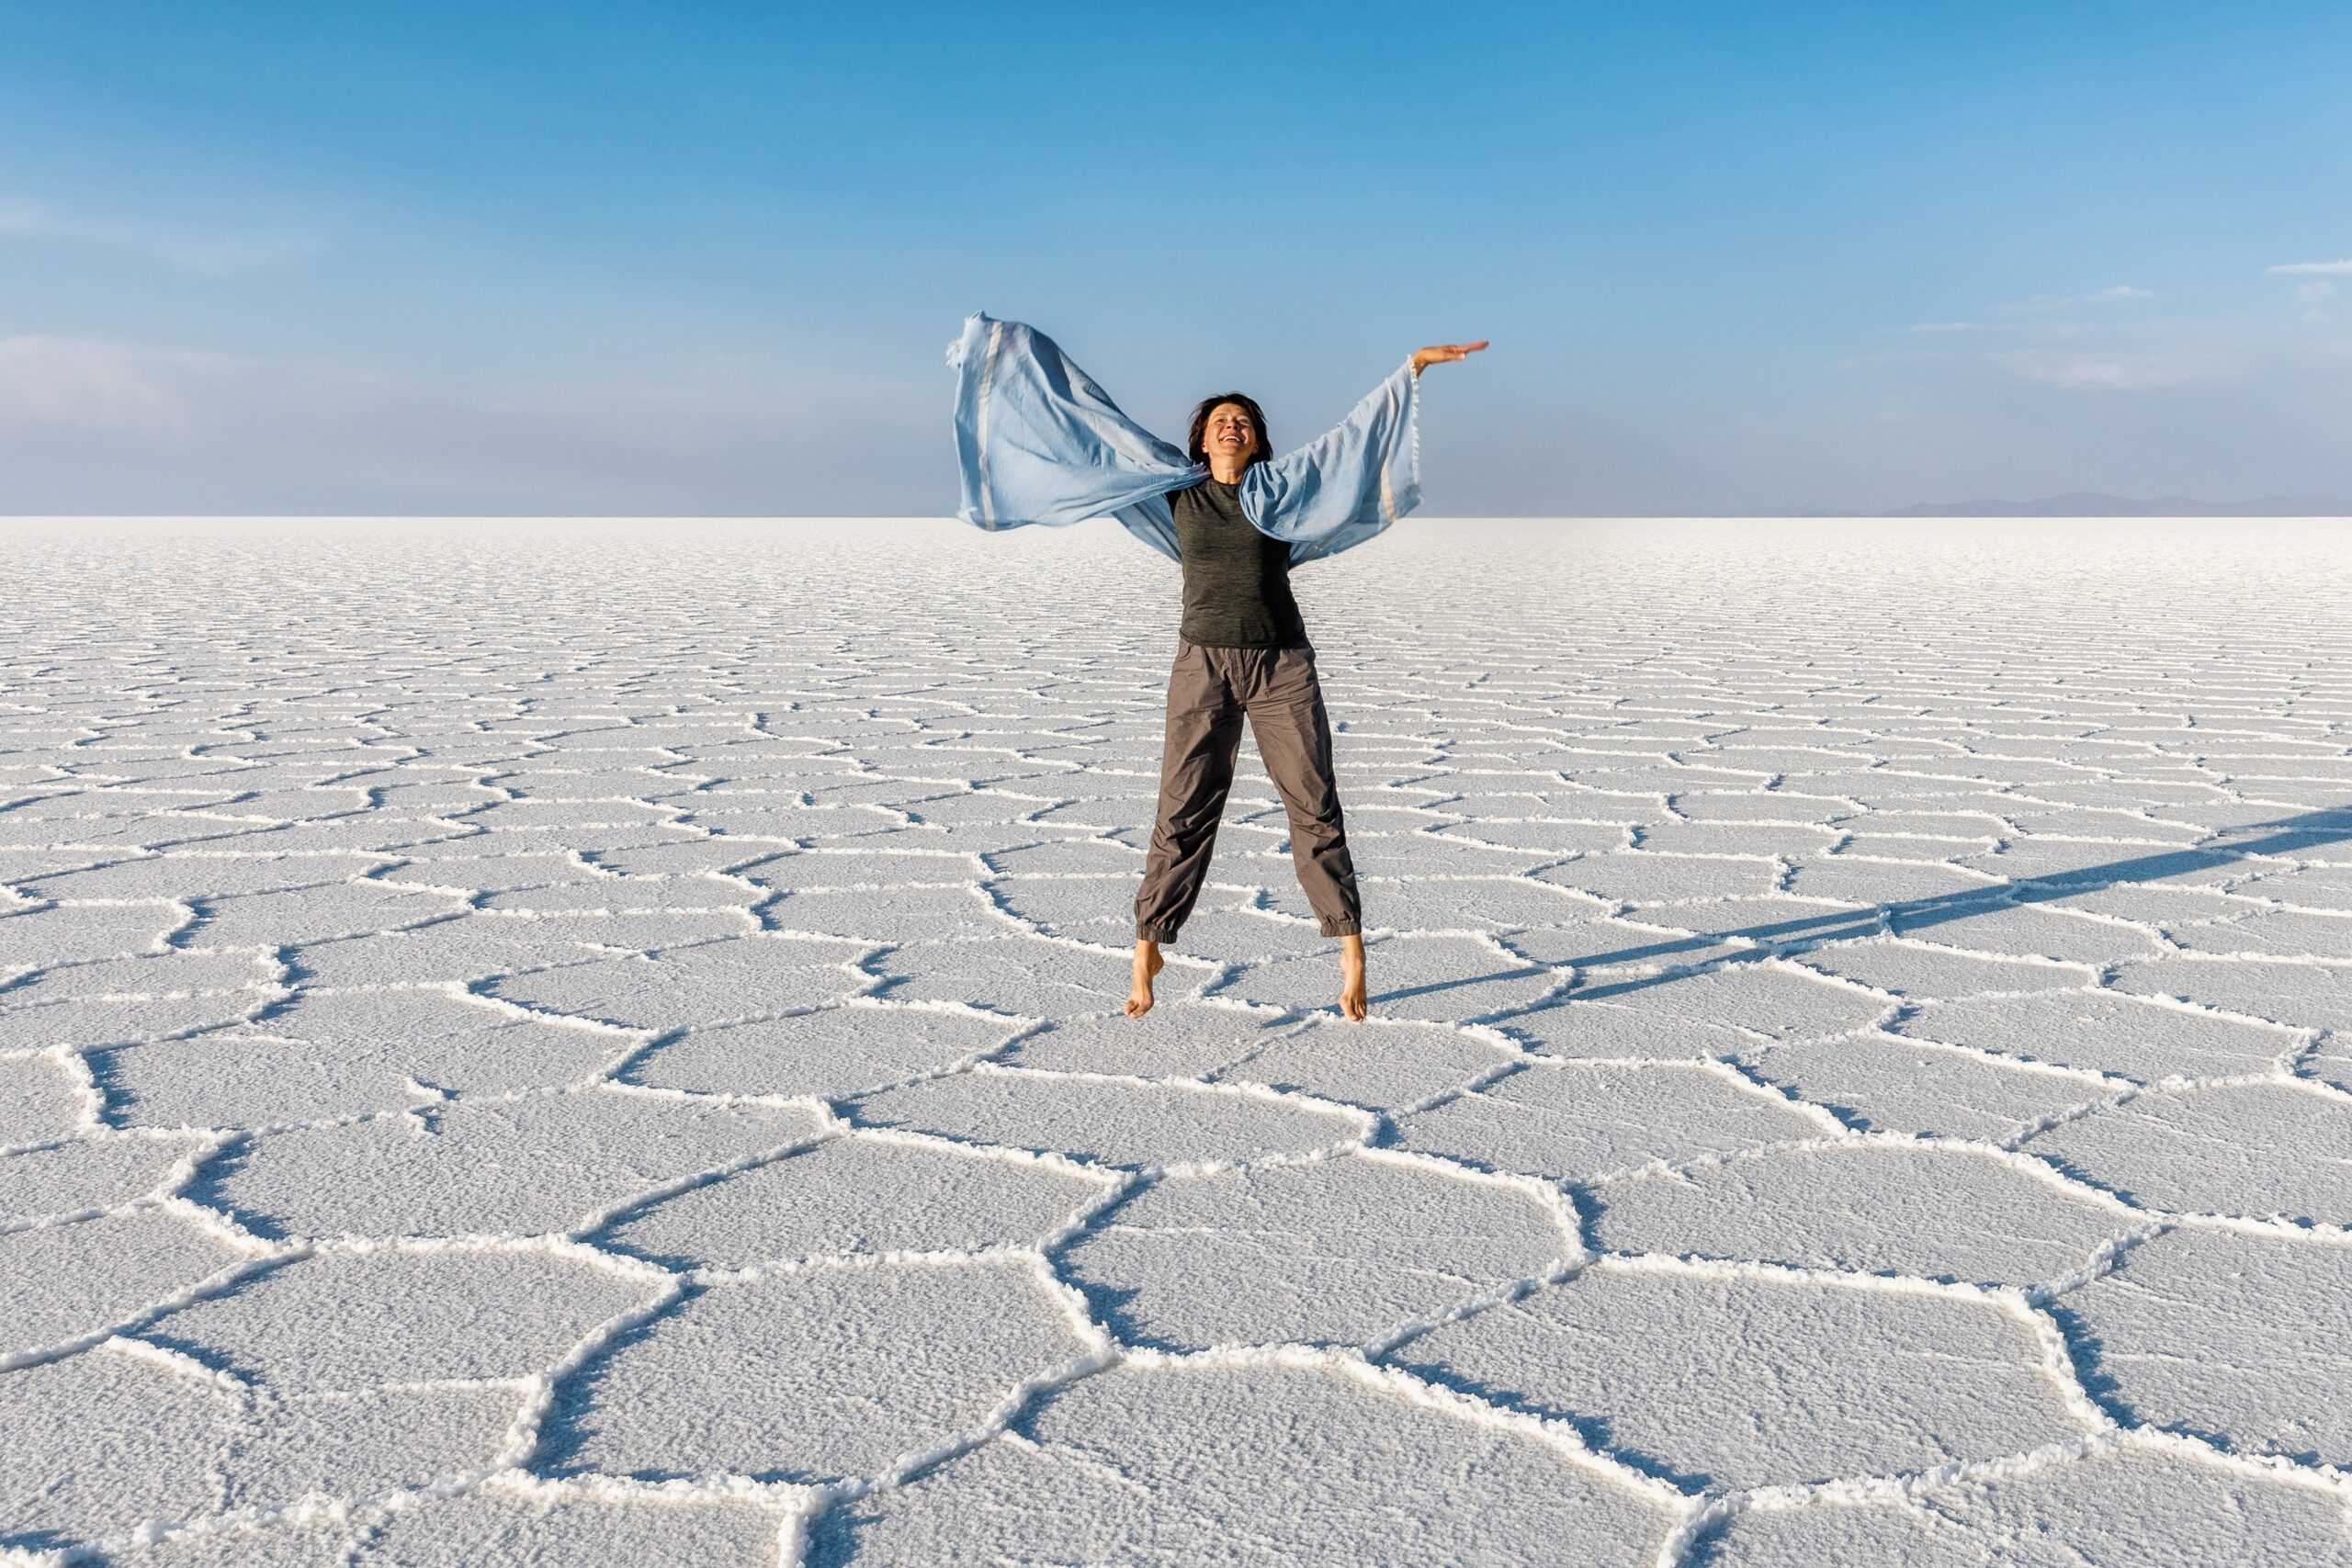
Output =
[{"x1": 1883, "y1": 492, "x2": 2352, "y2": 517}]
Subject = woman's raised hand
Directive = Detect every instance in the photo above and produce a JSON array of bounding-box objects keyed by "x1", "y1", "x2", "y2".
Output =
[{"x1": 1410, "y1": 341, "x2": 1489, "y2": 375}]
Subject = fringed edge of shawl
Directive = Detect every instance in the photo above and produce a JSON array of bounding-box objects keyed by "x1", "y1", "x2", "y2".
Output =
[{"x1": 1407, "y1": 357, "x2": 1423, "y2": 499}]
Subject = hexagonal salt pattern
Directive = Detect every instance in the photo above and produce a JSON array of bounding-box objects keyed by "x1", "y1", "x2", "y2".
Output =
[
  {"x1": 2023, "y1": 1081, "x2": 2352, "y2": 1222},
  {"x1": 360, "y1": 1490, "x2": 790, "y2": 1565},
  {"x1": 1394, "y1": 1059, "x2": 1827, "y2": 1179},
  {"x1": 1694, "y1": 1445, "x2": 2352, "y2": 1567},
  {"x1": 2061, "y1": 1228, "x2": 2352, "y2": 1465},
  {"x1": 4, "y1": 1209, "x2": 254, "y2": 1356},
  {"x1": 554, "y1": 1257, "x2": 1095, "y2": 1484},
  {"x1": 8, "y1": 516, "x2": 2352, "y2": 1562},
  {"x1": 602, "y1": 1134, "x2": 1116, "y2": 1268},
  {"x1": 200, "y1": 1089, "x2": 830, "y2": 1239},
  {"x1": 813, "y1": 1357, "x2": 1682, "y2": 1566},
  {"x1": 1590, "y1": 1143, "x2": 2143, "y2": 1287},
  {"x1": 1394, "y1": 1261, "x2": 2088, "y2": 1491},
  {"x1": 0, "y1": 1341, "x2": 518, "y2": 1550},
  {"x1": 143, "y1": 1245, "x2": 662, "y2": 1393},
  {"x1": 1062, "y1": 1151, "x2": 1572, "y2": 1349}
]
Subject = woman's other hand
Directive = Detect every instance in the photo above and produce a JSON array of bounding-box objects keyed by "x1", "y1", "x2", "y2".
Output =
[{"x1": 1410, "y1": 341, "x2": 1489, "y2": 375}]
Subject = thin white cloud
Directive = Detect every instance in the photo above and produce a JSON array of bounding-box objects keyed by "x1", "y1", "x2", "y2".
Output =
[
  {"x1": 1992, "y1": 347, "x2": 2222, "y2": 391},
  {"x1": 1905, "y1": 321, "x2": 1986, "y2": 333},
  {"x1": 1996, "y1": 285, "x2": 2157, "y2": 312},
  {"x1": 0, "y1": 197, "x2": 321, "y2": 276},
  {"x1": 2270, "y1": 259, "x2": 2352, "y2": 276}
]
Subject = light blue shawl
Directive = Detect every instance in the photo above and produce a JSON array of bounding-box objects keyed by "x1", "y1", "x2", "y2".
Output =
[{"x1": 946, "y1": 311, "x2": 1422, "y2": 565}]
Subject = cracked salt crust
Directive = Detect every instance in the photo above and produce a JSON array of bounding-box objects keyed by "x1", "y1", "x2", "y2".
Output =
[{"x1": 6, "y1": 515, "x2": 2352, "y2": 1564}]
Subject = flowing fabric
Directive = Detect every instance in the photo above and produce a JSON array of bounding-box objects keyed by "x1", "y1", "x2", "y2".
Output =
[{"x1": 945, "y1": 311, "x2": 1421, "y2": 566}]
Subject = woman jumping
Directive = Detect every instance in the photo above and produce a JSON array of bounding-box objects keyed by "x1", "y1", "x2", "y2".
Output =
[{"x1": 945, "y1": 315, "x2": 1487, "y2": 1023}]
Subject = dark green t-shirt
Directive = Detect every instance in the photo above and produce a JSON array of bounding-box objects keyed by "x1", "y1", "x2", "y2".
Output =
[{"x1": 1171, "y1": 478, "x2": 1307, "y2": 648}]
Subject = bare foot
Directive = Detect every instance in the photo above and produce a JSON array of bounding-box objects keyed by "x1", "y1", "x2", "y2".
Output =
[
  {"x1": 1125, "y1": 939, "x2": 1165, "y2": 1019},
  {"x1": 1338, "y1": 933, "x2": 1368, "y2": 1021}
]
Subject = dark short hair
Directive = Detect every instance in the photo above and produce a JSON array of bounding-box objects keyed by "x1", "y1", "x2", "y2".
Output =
[{"x1": 1186, "y1": 391, "x2": 1272, "y2": 468}]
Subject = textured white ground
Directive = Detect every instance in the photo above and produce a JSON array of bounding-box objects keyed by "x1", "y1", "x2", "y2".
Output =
[{"x1": 5, "y1": 515, "x2": 2352, "y2": 1566}]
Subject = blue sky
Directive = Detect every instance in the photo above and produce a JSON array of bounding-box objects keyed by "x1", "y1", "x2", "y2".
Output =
[{"x1": 4, "y1": 0, "x2": 2347, "y2": 513}]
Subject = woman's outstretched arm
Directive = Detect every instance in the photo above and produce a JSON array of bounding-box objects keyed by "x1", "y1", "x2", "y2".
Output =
[
  {"x1": 1410, "y1": 341, "x2": 1490, "y2": 375},
  {"x1": 1244, "y1": 338, "x2": 1491, "y2": 563}
]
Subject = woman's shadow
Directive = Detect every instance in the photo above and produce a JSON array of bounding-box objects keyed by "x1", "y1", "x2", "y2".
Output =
[{"x1": 1367, "y1": 807, "x2": 2352, "y2": 1015}]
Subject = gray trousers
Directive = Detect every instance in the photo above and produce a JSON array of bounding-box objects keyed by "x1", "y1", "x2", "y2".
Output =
[{"x1": 1135, "y1": 637, "x2": 1363, "y2": 942}]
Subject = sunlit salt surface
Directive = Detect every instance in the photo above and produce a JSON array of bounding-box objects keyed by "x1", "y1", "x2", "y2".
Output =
[{"x1": 6, "y1": 516, "x2": 2352, "y2": 1565}]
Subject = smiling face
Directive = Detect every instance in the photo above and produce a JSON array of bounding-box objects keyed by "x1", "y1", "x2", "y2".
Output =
[
  {"x1": 1204, "y1": 400, "x2": 1260, "y2": 466},
  {"x1": 1186, "y1": 389, "x2": 1272, "y2": 476}
]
